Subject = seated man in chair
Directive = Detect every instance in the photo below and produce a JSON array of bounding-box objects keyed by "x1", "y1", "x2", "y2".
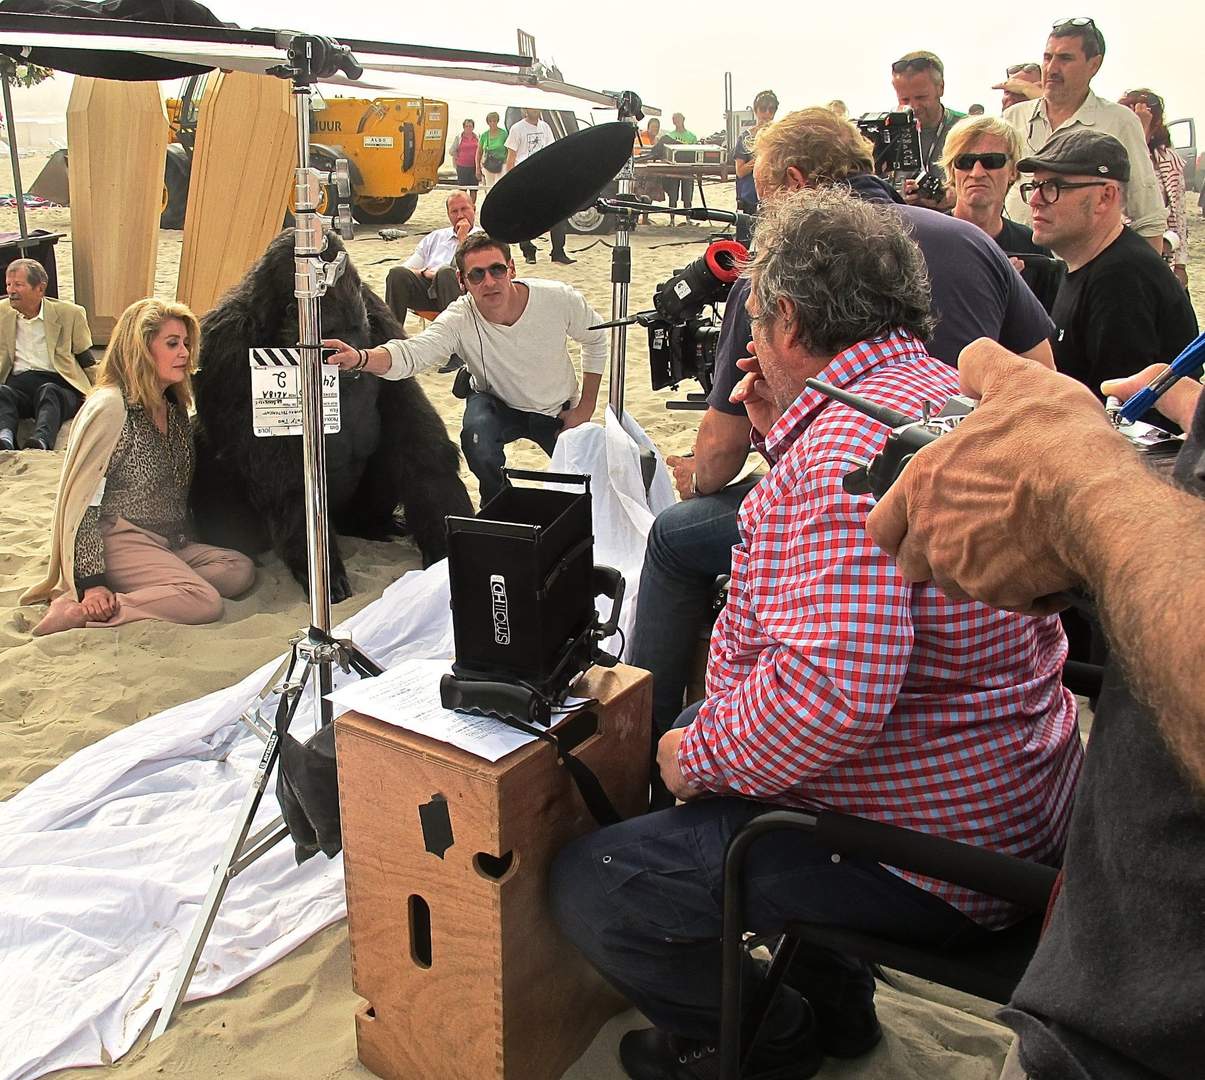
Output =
[
  {"x1": 0, "y1": 258, "x2": 94, "y2": 451},
  {"x1": 384, "y1": 189, "x2": 481, "y2": 373},
  {"x1": 549, "y1": 190, "x2": 1082, "y2": 1080}
]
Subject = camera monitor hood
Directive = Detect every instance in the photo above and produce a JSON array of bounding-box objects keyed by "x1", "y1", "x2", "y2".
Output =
[{"x1": 479, "y1": 121, "x2": 636, "y2": 243}]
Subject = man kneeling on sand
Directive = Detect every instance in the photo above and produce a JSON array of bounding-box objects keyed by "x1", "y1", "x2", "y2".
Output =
[
  {"x1": 545, "y1": 191, "x2": 1082, "y2": 1080},
  {"x1": 323, "y1": 233, "x2": 605, "y2": 506}
]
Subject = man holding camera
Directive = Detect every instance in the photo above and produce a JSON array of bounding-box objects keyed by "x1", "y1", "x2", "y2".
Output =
[
  {"x1": 632, "y1": 107, "x2": 1055, "y2": 758},
  {"x1": 890, "y1": 50, "x2": 964, "y2": 210},
  {"x1": 867, "y1": 342, "x2": 1205, "y2": 1080},
  {"x1": 383, "y1": 189, "x2": 482, "y2": 373},
  {"x1": 551, "y1": 190, "x2": 1081, "y2": 1080},
  {"x1": 1002, "y1": 19, "x2": 1165, "y2": 253},
  {"x1": 323, "y1": 233, "x2": 604, "y2": 504},
  {"x1": 1017, "y1": 129, "x2": 1198, "y2": 398}
]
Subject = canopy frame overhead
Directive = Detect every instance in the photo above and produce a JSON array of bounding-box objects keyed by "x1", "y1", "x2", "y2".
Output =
[{"x1": 0, "y1": 9, "x2": 642, "y2": 242}]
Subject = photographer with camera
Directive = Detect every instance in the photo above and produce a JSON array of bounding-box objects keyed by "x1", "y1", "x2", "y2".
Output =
[
  {"x1": 630, "y1": 107, "x2": 1056, "y2": 763},
  {"x1": 867, "y1": 341, "x2": 1205, "y2": 1080},
  {"x1": 890, "y1": 50, "x2": 964, "y2": 210},
  {"x1": 551, "y1": 190, "x2": 1081, "y2": 1080},
  {"x1": 323, "y1": 233, "x2": 605, "y2": 505}
]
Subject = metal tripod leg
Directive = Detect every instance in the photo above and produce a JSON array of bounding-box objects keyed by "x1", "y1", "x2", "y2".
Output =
[{"x1": 149, "y1": 663, "x2": 309, "y2": 1040}]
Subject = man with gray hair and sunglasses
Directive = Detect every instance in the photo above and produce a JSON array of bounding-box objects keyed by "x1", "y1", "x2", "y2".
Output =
[
  {"x1": 1002, "y1": 18, "x2": 1165, "y2": 252},
  {"x1": 890, "y1": 50, "x2": 965, "y2": 209}
]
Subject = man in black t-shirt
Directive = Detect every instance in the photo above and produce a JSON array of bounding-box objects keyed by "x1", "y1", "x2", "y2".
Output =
[{"x1": 1018, "y1": 128, "x2": 1199, "y2": 398}]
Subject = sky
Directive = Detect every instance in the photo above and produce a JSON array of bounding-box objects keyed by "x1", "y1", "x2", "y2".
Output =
[
  {"x1": 10, "y1": 2, "x2": 1205, "y2": 152},
  {"x1": 206, "y1": 2, "x2": 1204, "y2": 137}
]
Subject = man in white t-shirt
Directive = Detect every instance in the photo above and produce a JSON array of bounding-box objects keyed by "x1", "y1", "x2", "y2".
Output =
[
  {"x1": 323, "y1": 234, "x2": 604, "y2": 503},
  {"x1": 503, "y1": 108, "x2": 575, "y2": 266},
  {"x1": 385, "y1": 190, "x2": 482, "y2": 372}
]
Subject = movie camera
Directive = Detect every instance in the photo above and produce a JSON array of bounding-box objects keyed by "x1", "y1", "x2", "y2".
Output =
[
  {"x1": 807, "y1": 373, "x2": 1189, "y2": 504},
  {"x1": 592, "y1": 238, "x2": 748, "y2": 394},
  {"x1": 855, "y1": 108, "x2": 944, "y2": 202}
]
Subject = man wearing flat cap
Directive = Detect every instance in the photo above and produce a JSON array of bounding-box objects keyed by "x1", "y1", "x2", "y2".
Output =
[
  {"x1": 1019, "y1": 128, "x2": 1198, "y2": 400},
  {"x1": 1003, "y1": 19, "x2": 1165, "y2": 251}
]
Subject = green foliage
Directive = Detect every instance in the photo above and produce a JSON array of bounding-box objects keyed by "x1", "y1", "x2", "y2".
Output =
[{"x1": 0, "y1": 56, "x2": 55, "y2": 90}]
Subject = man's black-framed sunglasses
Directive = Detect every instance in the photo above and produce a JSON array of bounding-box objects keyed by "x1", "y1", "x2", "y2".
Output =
[
  {"x1": 1020, "y1": 178, "x2": 1109, "y2": 204},
  {"x1": 1006, "y1": 62, "x2": 1041, "y2": 76},
  {"x1": 891, "y1": 57, "x2": 940, "y2": 75},
  {"x1": 463, "y1": 262, "x2": 510, "y2": 285},
  {"x1": 953, "y1": 152, "x2": 1009, "y2": 171}
]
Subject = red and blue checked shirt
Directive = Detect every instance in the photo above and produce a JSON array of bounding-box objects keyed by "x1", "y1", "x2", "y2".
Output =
[{"x1": 677, "y1": 332, "x2": 1083, "y2": 927}]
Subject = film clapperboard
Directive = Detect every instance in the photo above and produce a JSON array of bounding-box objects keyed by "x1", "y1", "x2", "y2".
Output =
[{"x1": 249, "y1": 348, "x2": 341, "y2": 437}]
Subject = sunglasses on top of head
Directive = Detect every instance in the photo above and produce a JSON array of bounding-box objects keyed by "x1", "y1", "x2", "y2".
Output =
[
  {"x1": 463, "y1": 262, "x2": 510, "y2": 285},
  {"x1": 891, "y1": 57, "x2": 940, "y2": 75},
  {"x1": 953, "y1": 152, "x2": 1008, "y2": 171},
  {"x1": 1006, "y1": 62, "x2": 1041, "y2": 76},
  {"x1": 1051, "y1": 16, "x2": 1103, "y2": 46}
]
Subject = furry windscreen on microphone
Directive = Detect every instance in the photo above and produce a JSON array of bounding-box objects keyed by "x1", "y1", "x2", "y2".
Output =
[{"x1": 479, "y1": 121, "x2": 636, "y2": 242}]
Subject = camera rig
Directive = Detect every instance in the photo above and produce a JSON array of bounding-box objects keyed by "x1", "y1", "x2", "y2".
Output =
[
  {"x1": 856, "y1": 108, "x2": 944, "y2": 202},
  {"x1": 591, "y1": 236, "x2": 748, "y2": 397},
  {"x1": 807, "y1": 377, "x2": 1185, "y2": 504}
]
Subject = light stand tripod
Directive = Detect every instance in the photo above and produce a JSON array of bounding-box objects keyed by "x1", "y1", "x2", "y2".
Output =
[{"x1": 149, "y1": 32, "x2": 377, "y2": 1040}]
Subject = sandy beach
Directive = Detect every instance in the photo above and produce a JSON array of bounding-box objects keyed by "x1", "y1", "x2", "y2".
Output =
[{"x1": 3, "y1": 157, "x2": 1202, "y2": 1080}]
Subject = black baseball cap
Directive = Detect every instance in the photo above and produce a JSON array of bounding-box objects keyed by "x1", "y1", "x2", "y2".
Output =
[{"x1": 1016, "y1": 128, "x2": 1130, "y2": 181}]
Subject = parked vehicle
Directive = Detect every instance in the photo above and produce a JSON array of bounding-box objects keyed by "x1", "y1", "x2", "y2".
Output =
[{"x1": 1169, "y1": 117, "x2": 1199, "y2": 191}]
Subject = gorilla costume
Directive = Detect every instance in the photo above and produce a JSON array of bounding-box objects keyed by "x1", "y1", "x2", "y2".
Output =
[{"x1": 189, "y1": 230, "x2": 473, "y2": 602}]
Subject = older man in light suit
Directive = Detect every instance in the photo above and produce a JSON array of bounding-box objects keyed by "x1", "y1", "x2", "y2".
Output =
[{"x1": 0, "y1": 258, "x2": 94, "y2": 450}]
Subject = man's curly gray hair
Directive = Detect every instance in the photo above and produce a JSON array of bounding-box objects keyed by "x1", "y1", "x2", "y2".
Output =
[{"x1": 746, "y1": 188, "x2": 935, "y2": 357}]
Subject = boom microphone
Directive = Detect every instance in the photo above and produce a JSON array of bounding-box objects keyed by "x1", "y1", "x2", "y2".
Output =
[{"x1": 479, "y1": 121, "x2": 636, "y2": 242}]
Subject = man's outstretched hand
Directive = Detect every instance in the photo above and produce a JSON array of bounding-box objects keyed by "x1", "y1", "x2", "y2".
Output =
[{"x1": 866, "y1": 338, "x2": 1130, "y2": 614}]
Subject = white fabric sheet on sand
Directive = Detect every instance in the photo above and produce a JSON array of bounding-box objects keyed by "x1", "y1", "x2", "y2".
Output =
[{"x1": 0, "y1": 409, "x2": 674, "y2": 1080}]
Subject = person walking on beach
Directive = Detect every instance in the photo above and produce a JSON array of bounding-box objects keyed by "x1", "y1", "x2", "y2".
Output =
[
  {"x1": 476, "y1": 111, "x2": 508, "y2": 199},
  {"x1": 450, "y1": 118, "x2": 480, "y2": 202},
  {"x1": 504, "y1": 108, "x2": 575, "y2": 265}
]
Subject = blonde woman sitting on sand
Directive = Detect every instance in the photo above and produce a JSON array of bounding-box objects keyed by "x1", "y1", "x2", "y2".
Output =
[{"x1": 21, "y1": 298, "x2": 254, "y2": 636}]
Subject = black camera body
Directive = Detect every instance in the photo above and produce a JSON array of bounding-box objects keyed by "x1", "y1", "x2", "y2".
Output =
[
  {"x1": 914, "y1": 169, "x2": 946, "y2": 204},
  {"x1": 646, "y1": 239, "x2": 747, "y2": 394},
  {"x1": 856, "y1": 110, "x2": 922, "y2": 187}
]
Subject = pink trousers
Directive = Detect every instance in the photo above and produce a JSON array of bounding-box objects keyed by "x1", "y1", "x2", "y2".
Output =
[{"x1": 84, "y1": 517, "x2": 255, "y2": 627}]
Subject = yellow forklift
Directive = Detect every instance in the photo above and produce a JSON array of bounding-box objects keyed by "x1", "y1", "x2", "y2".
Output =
[{"x1": 161, "y1": 74, "x2": 449, "y2": 227}]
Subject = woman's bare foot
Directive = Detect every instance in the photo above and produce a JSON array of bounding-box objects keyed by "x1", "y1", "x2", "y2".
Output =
[{"x1": 32, "y1": 597, "x2": 88, "y2": 636}]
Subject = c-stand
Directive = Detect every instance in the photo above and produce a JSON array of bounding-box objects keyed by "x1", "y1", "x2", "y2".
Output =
[{"x1": 149, "y1": 32, "x2": 380, "y2": 1040}]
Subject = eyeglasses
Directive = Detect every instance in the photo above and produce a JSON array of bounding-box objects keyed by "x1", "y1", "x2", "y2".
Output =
[
  {"x1": 1020, "y1": 179, "x2": 1109, "y2": 204},
  {"x1": 1006, "y1": 62, "x2": 1041, "y2": 76},
  {"x1": 891, "y1": 57, "x2": 941, "y2": 76},
  {"x1": 1051, "y1": 16, "x2": 1103, "y2": 47},
  {"x1": 953, "y1": 152, "x2": 1008, "y2": 171},
  {"x1": 463, "y1": 262, "x2": 510, "y2": 285}
]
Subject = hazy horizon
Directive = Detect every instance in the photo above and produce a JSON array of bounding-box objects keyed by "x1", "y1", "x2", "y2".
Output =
[{"x1": 4, "y1": 4, "x2": 1202, "y2": 153}]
